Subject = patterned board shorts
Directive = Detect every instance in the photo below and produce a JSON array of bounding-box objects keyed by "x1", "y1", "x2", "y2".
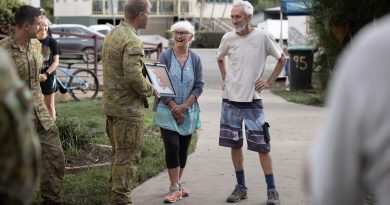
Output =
[{"x1": 219, "y1": 99, "x2": 270, "y2": 153}]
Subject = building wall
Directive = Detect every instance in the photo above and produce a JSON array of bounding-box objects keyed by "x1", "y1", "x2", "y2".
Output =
[
  {"x1": 54, "y1": 16, "x2": 96, "y2": 26},
  {"x1": 194, "y1": 3, "x2": 233, "y2": 19},
  {"x1": 54, "y1": 0, "x2": 92, "y2": 16},
  {"x1": 53, "y1": 16, "x2": 174, "y2": 37},
  {"x1": 21, "y1": 0, "x2": 40, "y2": 7},
  {"x1": 141, "y1": 17, "x2": 174, "y2": 36},
  {"x1": 53, "y1": 0, "x2": 233, "y2": 33}
]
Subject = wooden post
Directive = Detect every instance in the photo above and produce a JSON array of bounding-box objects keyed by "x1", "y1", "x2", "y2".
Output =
[{"x1": 93, "y1": 34, "x2": 98, "y2": 75}]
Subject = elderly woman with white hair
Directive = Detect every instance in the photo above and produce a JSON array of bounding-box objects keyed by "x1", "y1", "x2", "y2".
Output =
[{"x1": 153, "y1": 20, "x2": 204, "y2": 203}]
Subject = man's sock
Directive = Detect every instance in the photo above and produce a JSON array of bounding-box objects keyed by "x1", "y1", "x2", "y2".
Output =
[
  {"x1": 235, "y1": 170, "x2": 246, "y2": 188},
  {"x1": 265, "y1": 174, "x2": 276, "y2": 190}
]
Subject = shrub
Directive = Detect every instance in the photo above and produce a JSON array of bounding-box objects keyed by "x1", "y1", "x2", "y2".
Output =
[
  {"x1": 191, "y1": 32, "x2": 225, "y2": 48},
  {"x1": 56, "y1": 116, "x2": 94, "y2": 153},
  {"x1": 311, "y1": 0, "x2": 390, "y2": 91}
]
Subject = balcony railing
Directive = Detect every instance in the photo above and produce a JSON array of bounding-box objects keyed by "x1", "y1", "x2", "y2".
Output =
[{"x1": 92, "y1": 0, "x2": 194, "y2": 17}]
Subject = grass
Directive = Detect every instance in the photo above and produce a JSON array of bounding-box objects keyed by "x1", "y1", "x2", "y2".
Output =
[
  {"x1": 56, "y1": 100, "x2": 107, "y2": 145},
  {"x1": 33, "y1": 98, "x2": 197, "y2": 204},
  {"x1": 270, "y1": 87, "x2": 325, "y2": 106}
]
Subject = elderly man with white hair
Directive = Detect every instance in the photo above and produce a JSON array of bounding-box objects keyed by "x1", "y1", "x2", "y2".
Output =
[
  {"x1": 216, "y1": 0, "x2": 286, "y2": 204},
  {"x1": 153, "y1": 20, "x2": 204, "y2": 203}
]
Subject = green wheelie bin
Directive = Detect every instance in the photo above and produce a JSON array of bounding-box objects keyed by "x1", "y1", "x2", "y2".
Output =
[{"x1": 288, "y1": 45, "x2": 316, "y2": 90}]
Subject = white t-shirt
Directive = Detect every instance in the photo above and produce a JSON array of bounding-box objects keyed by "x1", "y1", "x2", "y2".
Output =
[
  {"x1": 309, "y1": 15, "x2": 390, "y2": 205},
  {"x1": 216, "y1": 28, "x2": 283, "y2": 102}
]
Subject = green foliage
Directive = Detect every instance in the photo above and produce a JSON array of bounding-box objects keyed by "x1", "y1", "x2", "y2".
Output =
[
  {"x1": 56, "y1": 116, "x2": 94, "y2": 153},
  {"x1": 271, "y1": 87, "x2": 324, "y2": 106},
  {"x1": 56, "y1": 100, "x2": 106, "y2": 128},
  {"x1": 63, "y1": 169, "x2": 110, "y2": 205},
  {"x1": 41, "y1": 0, "x2": 54, "y2": 22},
  {"x1": 311, "y1": 0, "x2": 390, "y2": 90},
  {"x1": 0, "y1": 0, "x2": 23, "y2": 25},
  {"x1": 0, "y1": 0, "x2": 23, "y2": 36},
  {"x1": 33, "y1": 99, "x2": 198, "y2": 204},
  {"x1": 255, "y1": 0, "x2": 280, "y2": 12},
  {"x1": 191, "y1": 32, "x2": 225, "y2": 48},
  {"x1": 58, "y1": 132, "x2": 197, "y2": 204},
  {"x1": 247, "y1": 0, "x2": 259, "y2": 8}
]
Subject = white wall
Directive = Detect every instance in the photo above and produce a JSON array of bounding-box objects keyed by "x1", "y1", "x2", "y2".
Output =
[
  {"x1": 257, "y1": 19, "x2": 288, "y2": 40},
  {"x1": 288, "y1": 16, "x2": 309, "y2": 46},
  {"x1": 194, "y1": 3, "x2": 233, "y2": 19},
  {"x1": 21, "y1": 0, "x2": 40, "y2": 7},
  {"x1": 54, "y1": 0, "x2": 92, "y2": 16}
]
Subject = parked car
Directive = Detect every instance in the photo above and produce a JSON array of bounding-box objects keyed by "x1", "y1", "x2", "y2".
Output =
[
  {"x1": 138, "y1": 35, "x2": 169, "y2": 49},
  {"x1": 138, "y1": 35, "x2": 169, "y2": 57},
  {"x1": 89, "y1": 24, "x2": 114, "y2": 35},
  {"x1": 50, "y1": 24, "x2": 105, "y2": 63}
]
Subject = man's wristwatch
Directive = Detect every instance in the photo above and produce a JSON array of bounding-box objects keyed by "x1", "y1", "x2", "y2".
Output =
[{"x1": 44, "y1": 71, "x2": 50, "y2": 77}]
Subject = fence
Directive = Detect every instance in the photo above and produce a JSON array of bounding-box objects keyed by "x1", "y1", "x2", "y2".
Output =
[{"x1": 0, "y1": 24, "x2": 164, "y2": 77}]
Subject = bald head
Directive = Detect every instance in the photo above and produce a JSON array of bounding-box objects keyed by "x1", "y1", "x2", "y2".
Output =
[{"x1": 124, "y1": 0, "x2": 151, "y2": 20}]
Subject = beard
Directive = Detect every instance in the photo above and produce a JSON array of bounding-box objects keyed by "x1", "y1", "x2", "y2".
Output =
[
  {"x1": 139, "y1": 19, "x2": 148, "y2": 29},
  {"x1": 234, "y1": 21, "x2": 248, "y2": 33}
]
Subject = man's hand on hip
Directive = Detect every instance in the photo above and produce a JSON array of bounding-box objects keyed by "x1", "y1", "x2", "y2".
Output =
[{"x1": 255, "y1": 79, "x2": 272, "y2": 91}]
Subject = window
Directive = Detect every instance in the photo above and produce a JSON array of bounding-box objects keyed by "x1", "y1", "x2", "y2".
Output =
[
  {"x1": 202, "y1": 0, "x2": 233, "y2": 2},
  {"x1": 64, "y1": 28, "x2": 85, "y2": 38},
  {"x1": 118, "y1": 0, "x2": 125, "y2": 14},
  {"x1": 160, "y1": 0, "x2": 174, "y2": 14},
  {"x1": 181, "y1": 1, "x2": 190, "y2": 13},
  {"x1": 150, "y1": 0, "x2": 157, "y2": 14},
  {"x1": 105, "y1": 1, "x2": 111, "y2": 14},
  {"x1": 92, "y1": 0, "x2": 103, "y2": 14},
  {"x1": 51, "y1": 28, "x2": 61, "y2": 38}
]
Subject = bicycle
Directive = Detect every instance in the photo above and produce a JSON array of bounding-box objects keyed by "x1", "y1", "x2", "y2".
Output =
[{"x1": 56, "y1": 63, "x2": 99, "y2": 101}]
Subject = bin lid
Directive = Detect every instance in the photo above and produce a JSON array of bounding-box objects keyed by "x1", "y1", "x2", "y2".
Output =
[{"x1": 288, "y1": 45, "x2": 316, "y2": 52}]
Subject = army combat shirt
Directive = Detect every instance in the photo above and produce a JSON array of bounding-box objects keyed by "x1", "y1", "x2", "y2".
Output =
[
  {"x1": 0, "y1": 49, "x2": 40, "y2": 204},
  {"x1": 0, "y1": 36, "x2": 56, "y2": 130},
  {"x1": 102, "y1": 21, "x2": 153, "y2": 119}
]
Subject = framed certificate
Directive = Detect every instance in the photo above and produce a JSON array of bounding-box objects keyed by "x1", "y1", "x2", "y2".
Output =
[{"x1": 145, "y1": 63, "x2": 177, "y2": 97}]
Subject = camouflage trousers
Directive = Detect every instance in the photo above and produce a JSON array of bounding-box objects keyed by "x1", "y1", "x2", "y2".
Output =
[
  {"x1": 106, "y1": 116, "x2": 144, "y2": 205},
  {"x1": 36, "y1": 120, "x2": 65, "y2": 205},
  {"x1": 0, "y1": 109, "x2": 40, "y2": 205}
]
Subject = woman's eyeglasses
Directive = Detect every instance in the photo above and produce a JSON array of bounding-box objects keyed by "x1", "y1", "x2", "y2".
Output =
[{"x1": 172, "y1": 31, "x2": 190, "y2": 36}]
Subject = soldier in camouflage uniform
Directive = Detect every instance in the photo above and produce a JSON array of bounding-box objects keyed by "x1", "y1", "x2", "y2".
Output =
[
  {"x1": 0, "y1": 49, "x2": 41, "y2": 205},
  {"x1": 0, "y1": 6, "x2": 65, "y2": 204},
  {"x1": 103, "y1": 0, "x2": 158, "y2": 203}
]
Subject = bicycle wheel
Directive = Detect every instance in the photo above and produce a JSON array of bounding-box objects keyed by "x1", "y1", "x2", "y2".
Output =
[{"x1": 68, "y1": 69, "x2": 99, "y2": 101}]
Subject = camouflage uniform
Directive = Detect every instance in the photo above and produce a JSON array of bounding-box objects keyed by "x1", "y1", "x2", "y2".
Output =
[
  {"x1": 0, "y1": 49, "x2": 41, "y2": 205},
  {"x1": 0, "y1": 37, "x2": 65, "y2": 205},
  {"x1": 103, "y1": 21, "x2": 153, "y2": 204}
]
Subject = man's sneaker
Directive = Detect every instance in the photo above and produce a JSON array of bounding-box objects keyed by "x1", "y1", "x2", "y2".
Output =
[
  {"x1": 266, "y1": 188, "x2": 280, "y2": 205},
  {"x1": 178, "y1": 182, "x2": 189, "y2": 197},
  {"x1": 164, "y1": 187, "x2": 182, "y2": 203},
  {"x1": 226, "y1": 184, "x2": 248, "y2": 203}
]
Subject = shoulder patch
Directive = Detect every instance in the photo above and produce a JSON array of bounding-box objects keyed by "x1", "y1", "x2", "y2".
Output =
[{"x1": 126, "y1": 46, "x2": 144, "y2": 56}]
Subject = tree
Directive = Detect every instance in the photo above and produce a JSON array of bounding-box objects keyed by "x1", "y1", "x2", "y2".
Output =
[
  {"x1": 311, "y1": 0, "x2": 390, "y2": 91},
  {"x1": 0, "y1": 0, "x2": 23, "y2": 25},
  {"x1": 254, "y1": 0, "x2": 280, "y2": 13},
  {"x1": 0, "y1": 0, "x2": 23, "y2": 36},
  {"x1": 41, "y1": 0, "x2": 54, "y2": 22}
]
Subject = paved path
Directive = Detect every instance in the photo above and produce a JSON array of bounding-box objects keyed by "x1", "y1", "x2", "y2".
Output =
[{"x1": 132, "y1": 88, "x2": 325, "y2": 205}]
